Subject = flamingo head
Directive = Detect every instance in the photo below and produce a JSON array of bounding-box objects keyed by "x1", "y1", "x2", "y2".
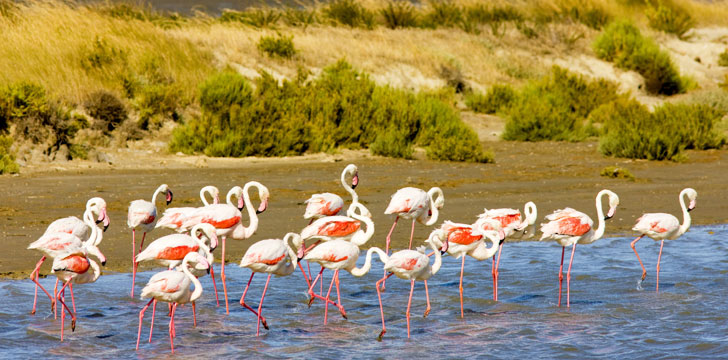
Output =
[
  {"x1": 256, "y1": 187, "x2": 270, "y2": 214},
  {"x1": 87, "y1": 197, "x2": 110, "y2": 231},
  {"x1": 685, "y1": 188, "x2": 697, "y2": 212},
  {"x1": 165, "y1": 189, "x2": 173, "y2": 205},
  {"x1": 86, "y1": 244, "x2": 106, "y2": 266},
  {"x1": 194, "y1": 223, "x2": 218, "y2": 251},
  {"x1": 605, "y1": 190, "x2": 620, "y2": 220},
  {"x1": 96, "y1": 207, "x2": 110, "y2": 232},
  {"x1": 351, "y1": 172, "x2": 359, "y2": 189}
]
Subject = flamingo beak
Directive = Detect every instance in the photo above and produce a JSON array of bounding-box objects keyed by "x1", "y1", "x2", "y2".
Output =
[
  {"x1": 210, "y1": 234, "x2": 219, "y2": 251},
  {"x1": 237, "y1": 196, "x2": 245, "y2": 211},
  {"x1": 102, "y1": 260, "x2": 106, "y2": 266},
  {"x1": 214, "y1": 194, "x2": 221, "y2": 205},
  {"x1": 605, "y1": 207, "x2": 616, "y2": 220},
  {"x1": 256, "y1": 198, "x2": 268, "y2": 214},
  {"x1": 440, "y1": 239, "x2": 449, "y2": 255},
  {"x1": 688, "y1": 200, "x2": 696, "y2": 212},
  {"x1": 97, "y1": 209, "x2": 110, "y2": 231},
  {"x1": 351, "y1": 173, "x2": 359, "y2": 189},
  {"x1": 166, "y1": 190, "x2": 173, "y2": 205}
]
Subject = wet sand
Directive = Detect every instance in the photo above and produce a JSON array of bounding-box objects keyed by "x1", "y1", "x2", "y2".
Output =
[{"x1": 2, "y1": 141, "x2": 727, "y2": 279}]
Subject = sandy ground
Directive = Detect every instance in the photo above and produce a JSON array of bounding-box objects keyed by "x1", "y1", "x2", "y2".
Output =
[{"x1": 2, "y1": 139, "x2": 727, "y2": 279}]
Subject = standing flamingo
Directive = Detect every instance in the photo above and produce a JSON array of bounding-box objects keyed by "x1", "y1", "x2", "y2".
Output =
[
  {"x1": 136, "y1": 252, "x2": 210, "y2": 354},
  {"x1": 475, "y1": 201, "x2": 538, "y2": 301},
  {"x1": 154, "y1": 186, "x2": 222, "y2": 229},
  {"x1": 51, "y1": 249, "x2": 102, "y2": 341},
  {"x1": 159, "y1": 182, "x2": 269, "y2": 314},
  {"x1": 303, "y1": 240, "x2": 383, "y2": 325},
  {"x1": 631, "y1": 188, "x2": 697, "y2": 292},
  {"x1": 375, "y1": 229, "x2": 448, "y2": 340},
  {"x1": 238, "y1": 233, "x2": 303, "y2": 335},
  {"x1": 128, "y1": 184, "x2": 173, "y2": 297},
  {"x1": 540, "y1": 189, "x2": 620, "y2": 307},
  {"x1": 429, "y1": 221, "x2": 503, "y2": 318},
  {"x1": 304, "y1": 164, "x2": 363, "y2": 221}
]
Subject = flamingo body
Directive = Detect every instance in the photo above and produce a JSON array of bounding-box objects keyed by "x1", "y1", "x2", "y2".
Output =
[
  {"x1": 540, "y1": 208, "x2": 594, "y2": 246},
  {"x1": 633, "y1": 213, "x2": 681, "y2": 240},
  {"x1": 304, "y1": 193, "x2": 344, "y2": 219},
  {"x1": 240, "y1": 238, "x2": 298, "y2": 276},
  {"x1": 384, "y1": 187, "x2": 431, "y2": 221}
]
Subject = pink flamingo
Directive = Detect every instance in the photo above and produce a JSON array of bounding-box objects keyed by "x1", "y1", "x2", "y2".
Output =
[
  {"x1": 128, "y1": 184, "x2": 173, "y2": 297},
  {"x1": 51, "y1": 249, "x2": 102, "y2": 341},
  {"x1": 303, "y1": 239, "x2": 383, "y2": 325},
  {"x1": 238, "y1": 233, "x2": 304, "y2": 335},
  {"x1": 158, "y1": 182, "x2": 270, "y2": 314},
  {"x1": 375, "y1": 229, "x2": 448, "y2": 340},
  {"x1": 429, "y1": 221, "x2": 503, "y2": 318},
  {"x1": 154, "y1": 185, "x2": 221, "y2": 229},
  {"x1": 540, "y1": 189, "x2": 620, "y2": 307},
  {"x1": 28, "y1": 198, "x2": 108, "y2": 316},
  {"x1": 631, "y1": 188, "x2": 697, "y2": 292},
  {"x1": 136, "y1": 252, "x2": 210, "y2": 354},
  {"x1": 304, "y1": 164, "x2": 363, "y2": 221},
  {"x1": 475, "y1": 201, "x2": 537, "y2": 301}
]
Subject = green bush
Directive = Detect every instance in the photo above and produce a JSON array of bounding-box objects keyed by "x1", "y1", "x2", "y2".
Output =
[
  {"x1": 719, "y1": 49, "x2": 728, "y2": 67},
  {"x1": 257, "y1": 34, "x2": 297, "y2": 59},
  {"x1": 123, "y1": 56, "x2": 184, "y2": 130},
  {"x1": 170, "y1": 61, "x2": 492, "y2": 163},
  {"x1": 219, "y1": 8, "x2": 281, "y2": 28},
  {"x1": 645, "y1": 0, "x2": 694, "y2": 39},
  {"x1": 593, "y1": 20, "x2": 688, "y2": 95},
  {"x1": 324, "y1": 0, "x2": 375, "y2": 28},
  {"x1": 600, "y1": 166, "x2": 635, "y2": 181},
  {"x1": 283, "y1": 7, "x2": 317, "y2": 29},
  {"x1": 466, "y1": 84, "x2": 516, "y2": 114},
  {"x1": 381, "y1": 1, "x2": 419, "y2": 29},
  {"x1": 0, "y1": 135, "x2": 19, "y2": 174},
  {"x1": 422, "y1": 0, "x2": 462, "y2": 28},
  {"x1": 562, "y1": 5, "x2": 612, "y2": 29},
  {"x1": 84, "y1": 90, "x2": 127, "y2": 133},
  {"x1": 502, "y1": 67, "x2": 619, "y2": 141},
  {"x1": 596, "y1": 98, "x2": 725, "y2": 160}
]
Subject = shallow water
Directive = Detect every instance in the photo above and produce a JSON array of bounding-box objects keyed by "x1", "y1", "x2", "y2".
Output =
[{"x1": 3, "y1": 224, "x2": 727, "y2": 358}]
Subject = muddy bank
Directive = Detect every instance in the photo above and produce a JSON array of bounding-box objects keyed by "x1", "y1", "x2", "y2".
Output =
[{"x1": 2, "y1": 141, "x2": 727, "y2": 279}]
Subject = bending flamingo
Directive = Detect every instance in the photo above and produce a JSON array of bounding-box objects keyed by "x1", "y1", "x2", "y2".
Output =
[
  {"x1": 475, "y1": 201, "x2": 538, "y2": 301},
  {"x1": 304, "y1": 240, "x2": 383, "y2": 325},
  {"x1": 128, "y1": 184, "x2": 173, "y2": 297},
  {"x1": 238, "y1": 233, "x2": 303, "y2": 335},
  {"x1": 376, "y1": 229, "x2": 448, "y2": 340},
  {"x1": 540, "y1": 189, "x2": 620, "y2": 307},
  {"x1": 136, "y1": 252, "x2": 210, "y2": 354},
  {"x1": 51, "y1": 249, "x2": 102, "y2": 341},
  {"x1": 304, "y1": 164, "x2": 363, "y2": 221},
  {"x1": 154, "y1": 185, "x2": 222, "y2": 230},
  {"x1": 631, "y1": 188, "x2": 697, "y2": 292},
  {"x1": 429, "y1": 221, "x2": 503, "y2": 318}
]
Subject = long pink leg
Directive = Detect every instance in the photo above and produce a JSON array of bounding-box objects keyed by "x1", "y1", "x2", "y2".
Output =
[
  {"x1": 221, "y1": 236, "x2": 229, "y2": 314},
  {"x1": 30, "y1": 256, "x2": 54, "y2": 315},
  {"x1": 382, "y1": 217, "x2": 399, "y2": 291},
  {"x1": 566, "y1": 244, "x2": 576, "y2": 307},
  {"x1": 256, "y1": 274, "x2": 272, "y2": 336},
  {"x1": 209, "y1": 266, "x2": 220, "y2": 306},
  {"x1": 169, "y1": 303, "x2": 177, "y2": 354},
  {"x1": 299, "y1": 259, "x2": 312, "y2": 288},
  {"x1": 54, "y1": 278, "x2": 59, "y2": 319},
  {"x1": 459, "y1": 255, "x2": 466, "y2": 318},
  {"x1": 136, "y1": 298, "x2": 154, "y2": 350},
  {"x1": 148, "y1": 299, "x2": 157, "y2": 343},
  {"x1": 423, "y1": 280, "x2": 431, "y2": 317},
  {"x1": 333, "y1": 271, "x2": 347, "y2": 318},
  {"x1": 307, "y1": 267, "x2": 325, "y2": 307},
  {"x1": 493, "y1": 243, "x2": 504, "y2": 301},
  {"x1": 192, "y1": 302, "x2": 197, "y2": 327},
  {"x1": 133, "y1": 233, "x2": 147, "y2": 297},
  {"x1": 69, "y1": 283, "x2": 76, "y2": 314},
  {"x1": 320, "y1": 265, "x2": 324, "y2": 296},
  {"x1": 406, "y1": 279, "x2": 415, "y2": 338},
  {"x1": 631, "y1": 235, "x2": 647, "y2": 289},
  {"x1": 656, "y1": 240, "x2": 664, "y2": 292},
  {"x1": 56, "y1": 281, "x2": 75, "y2": 341},
  {"x1": 239, "y1": 272, "x2": 268, "y2": 329},
  {"x1": 408, "y1": 219, "x2": 416, "y2": 249},
  {"x1": 131, "y1": 229, "x2": 136, "y2": 298},
  {"x1": 376, "y1": 273, "x2": 394, "y2": 340},
  {"x1": 558, "y1": 246, "x2": 565, "y2": 307},
  {"x1": 323, "y1": 270, "x2": 337, "y2": 325}
]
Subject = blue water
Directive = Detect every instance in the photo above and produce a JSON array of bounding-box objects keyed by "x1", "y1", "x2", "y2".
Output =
[{"x1": 3, "y1": 225, "x2": 727, "y2": 358}]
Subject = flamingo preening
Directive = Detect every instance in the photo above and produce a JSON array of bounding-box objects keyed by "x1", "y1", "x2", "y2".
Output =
[
  {"x1": 238, "y1": 233, "x2": 303, "y2": 335},
  {"x1": 136, "y1": 252, "x2": 210, "y2": 354},
  {"x1": 631, "y1": 188, "x2": 697, "y2": 292},
  {"x1": 51, "y1": 250, "x2": 102, "y2": 341},
  {"x1": 540, "y1": 189, "x2": 620, "y2": 307},
  {"x1": 375, "y1": 229, "x2": 448, "y2": 340},
  {"x1": 153, "y1": 185, "x2": 222, "y2": 228},
  {"x1": 128, "y1": 184, "x2": 173, "y2": 297},
  {"x1": 475, "y1": 201, "x2": 538, "y2": 301},
  {"x1": 304, "y1": 164, "x2": 364, "y2": 221}
]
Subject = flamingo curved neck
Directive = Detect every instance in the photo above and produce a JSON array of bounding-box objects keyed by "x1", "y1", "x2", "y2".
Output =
[
  {"x1": 469, "y1": 232, "x2": 499, "y2": 261},
  {"x1": 89, "y1": 259, "x2": 101, "y2": 282},
  {"x1": 350, "y1": 211, "x2": 374, "y2": 246},
  {"x1": 341, "y1": 167, "x2": 358, "y2": 206},
  {"x1": 678, "y1": 190, "x2": 692, "y2": 236},
  {"x1": 241, "y1": 182, "x2": 263, "y2": 238},
  {"x1": 83, "y1": 209, "x2": 100, "y2": 247},
  {"x1": 201, "y1": 187, "x2": 216, "y2": 206},
  {"x1": 284, "y1": 234, "x2": 302, "y2": 273},
  {"x1": 430, "y1": 238, "x2": 444, "y2": 276},
  {"x1": 593, "y1": 191, "x2": 608, "y2": 241},
  {"x1": 350, "y1": 247, "x2": 387, "y2": 277},
  {"x1": 151, "y1": 186, "x2": 164, "y2": 206},
  {"x1": 182, "y1": 257, "x2": 204, "y2": 302},
  {"x1": 424, "y1": 188, "x2": 443, "y2": 226}
]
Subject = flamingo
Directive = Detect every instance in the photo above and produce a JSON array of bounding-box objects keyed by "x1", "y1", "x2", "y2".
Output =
[
  {"x1": 159, "y1": 182, "x2": 269, "y2": 314},
  {"x1": 304, "y1": 164, "x2": 363, "y2": 221},
  {"x1": 540, "y1": 189, "x2": 620, "y2": 307},
  {"x1": 238, "y1": 233, "x2": 303, "y2": 335},
  {"x1": 429, "y1": 221, "x2": 503, "y2": 318},
  {"x1": 303, "y1": 239, "x2": 383, "y2": 325},
  {"x1": 51, "y1": 249, "x2": 102, "y2": 341},
  {"x1": 136, "y1": 252, "x2": 210, "y2": 354},
  {"x1": 28, "y1": 199, "x2": 108, "y2": 316},
  {"x1": 631, "y1": 188, "x2": 697, "y2": 292},
  {"x1": 375, "y1": 229, "x2": 449, "y2": 340},
  {"x1": 475, "y1": 201, "x2": 538, "y2": 301},
  {"x1": 128, "y1": 184, "x2": 173, "y2": 297},
  {"x1": 154, "y1": 186, "x2": 222, "y2": 231}
]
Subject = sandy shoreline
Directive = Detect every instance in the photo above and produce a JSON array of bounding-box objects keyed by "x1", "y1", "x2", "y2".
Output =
[{"x1": 2, "y1": 141, "x2": 727, "y2": 279}]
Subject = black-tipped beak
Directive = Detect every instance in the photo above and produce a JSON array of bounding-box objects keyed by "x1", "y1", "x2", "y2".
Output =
[
  {"x1": 103, "y1": 224, "x2": 109, "y2": 232},
  {"x1": 297, "y1": 256, "x2": 304, "y2": 262},
  {"x1": 440, "y1": 250, "x2": 447, "y2": 256},
  {"x1": 499, "y1": 239, "x2": 505, "y2": 245},
  {"x1": 604, "y1": 215, "x2": 613, "y2": 220},
  {"x1": 207, "y1": 267, "x2": 210, "y2": 275},
  {"x1": 256, "y1": 209, "x2": 264, "y2": 214},
  {"x1": 166, "y1": 190, "x2": 174, "y2": 205},
  {"x1": 688, "y1": 207, "x2": 694, "y2": 212},
  {"x1": 101, "y1": 261, "x2": 106, "y2": 266},
  {"x1": 95, "y1": 219, "x2": 102, "y2": 224}
]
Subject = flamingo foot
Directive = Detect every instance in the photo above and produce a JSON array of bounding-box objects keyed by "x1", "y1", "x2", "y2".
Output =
[
  {"x1": 423, "y1": 307, "x2": 431, "y2": 318},
  {"x1": 377, "y1": 330, "x2": 386, "y2": 341},
  {"x1": 71, "y1": 319, "x2": 76, "y2": 332},
  {"x1": 308, "y1": 296, "x2": 315, "y2": 307},
  {"x1": 339, "y1": 307, "x2": 348, "y2": 320},
  {"x1": 262, "y1": 319, "x2": 269, "y2": 330}
]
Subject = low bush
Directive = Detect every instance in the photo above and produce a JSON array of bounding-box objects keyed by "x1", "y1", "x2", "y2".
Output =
[
  {"x1": 466, "y1": 84, "x2": 516, "y2": 114},
  {"x1": 600, "y1": 166, "x2": 635, "y2": 181},
  {"x1": 170, "y1": 61, "x2": 492, "y2": 163},
  {"x1": 283, "y1": 7, "x2": 317, "y2": 29},
  {"x1": 123, "y1": 56, "x2": 184, "y2": 130},
  {"x1": 324, "y1": 0, "x2": 375, "y2": 29},
  {"x1": 596, "y1": 98, "x2": 725, "y2": 160},
  {"x1": 0, "y1": 135, "x2": 19, "y2": 174},
  {"x1": 219, "y1": 8, "x2": 281, "y2": 28},
  {"x1": 257, "y1": 34, "x2": 297, "y2": 59},
  {"x1": 719, "y1": 49, "x2": 728, "y2": 67},
  {"x1": 502, "y1": 67, "x2": 619, "y2": 141},
  {"x1": 422, "y1": 0, "x2": 462, "y2": 28},
  {"x1": 381, "y1": 1, "x2": 418, "y2": 29},
  {"x1": 645, "y1": 0, "x2": 694, "y2": 39},
  {"x1": 593, "y1": 20, "x2": 688, "y2": 95},
  {"x1": 561, "y1": 4, "x2": 612, "y2": 30},
  {"x1": 84, "y1": 90, "x2": 127, "y2": 133}
]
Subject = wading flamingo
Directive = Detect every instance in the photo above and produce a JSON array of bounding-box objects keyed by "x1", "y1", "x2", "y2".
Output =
[
  {"x1": 540, "y1": 189, "x2": 620, "y2": 307},
  {"x1": 238, "y1": 233, "x2": 303, "y2": 335},
  {"x1": 136, "y1": 252, "x2": 210, "y2": 354},
  {"x1": 304, "y1": 164, "x2": 364, "y2": 221},
  {"x1": 475, "y1": 201, "x2": 538, "y2": 301},
  {"x1": 429, "y1": 221, "x2": 503, "y2": 318},
  {"x1": 304, "y1": 240, "x2": 384, "y2": 325},
  {"x1": 51, "y1": 250, "x2": 102, "y2": 341},
  {"x1": 376, "y1": 229, "x2": 448, "y2": 340},
  {"x1": 631, "y1": 188, "x2": 697, "y2": 292},
  {"x1": 153, "y1": 186, "x2": 221, "y2": 230},
  {"x1": 128, "y1": 184, "x2": 173, "y2": 297}
]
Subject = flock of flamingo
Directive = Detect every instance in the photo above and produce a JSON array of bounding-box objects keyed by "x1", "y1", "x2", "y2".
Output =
[{"x1": 26, "y1": 164, "x2": 698, "y2": 353}]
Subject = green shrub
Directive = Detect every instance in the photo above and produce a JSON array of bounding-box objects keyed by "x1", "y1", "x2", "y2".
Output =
[
  {"x1": 594, "y1": 20, "x2": 688, "y2": 95},
  {"x1": 381, "y1": 1, "x2": 419, "y2": 29},
  {"x1": 562, "y1": 5, "x2": 612, "y2": 29},
  {"x1": 422, "y1": 0, "x2": 462, "y2": 28},
  {"x1": 466, "y1": 84, "x2": 516, "y2": 114},
  {"x1": 171, "y1": 61, "x2": 491, "y2": 163},
  {"x1": 219, "y1": 8, "x2": 281, "y2": 28},
  {"x1": 596, "y1": 98, "x2": 725, "y2": 160},
  {"x1": 324, "y1": 0, "x2": 375, "y2": 28},
  {"x1": 645, "y1": 0, "x2": 694, "y2": 39},
  {"x1": 283, "y1": 7, "x2": 317, "y2": 29},
  {"x1": 502, "y1": 67, "x2": 619, "y2": 141},
  {"x1": 719, "y1": 49, "x2": 728, "y2": 67},
  {"x1": 0, "y1": 135, "x2": 19, "y2": 174},
  {"x1": 600, "y1": 166, "x2": 635, "y2": 181},
  {"x1": 84, "y1": 90, "x2": 127, "y2": 133},
  {"x1": 464, "y1": 4, "x2": 523, "y2": 24},
  {"x1": 257, "y1": 34, "x2": 297, "y2": 59},
  {"x1": 123, "y1": 56, "x2": 184, "y2": 129}
]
